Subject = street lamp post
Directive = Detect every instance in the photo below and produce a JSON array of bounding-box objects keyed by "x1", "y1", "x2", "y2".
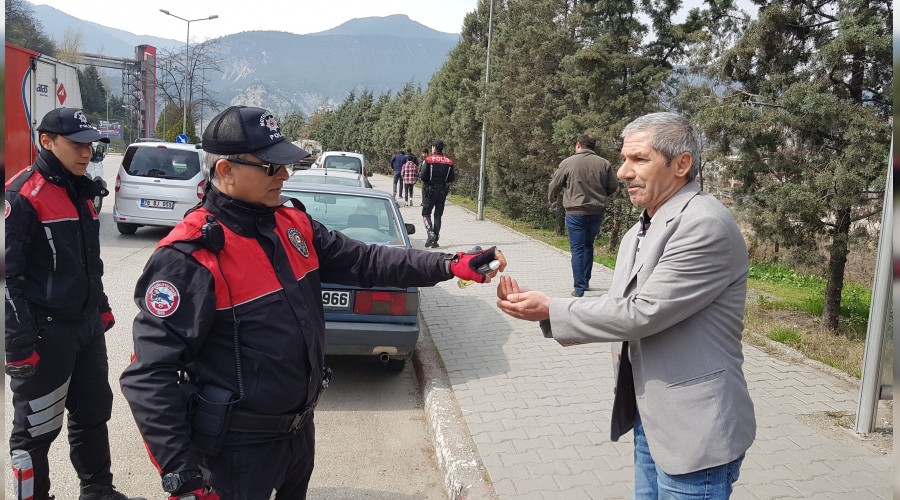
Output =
[
  {"x1": 476, "y1": 0, "x2": 494, "y2": 221},
  {"x1": 159, "y1": 9, "x2": 218, "y2": 138}
]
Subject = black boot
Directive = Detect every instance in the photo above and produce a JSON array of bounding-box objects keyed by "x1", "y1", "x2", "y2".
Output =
[
  {"x1": 79, "y1": 484, "x2": 146, "y2": 500},
  {"x1": 425, "y1": 231, "x2": 436, "y2": 248}
]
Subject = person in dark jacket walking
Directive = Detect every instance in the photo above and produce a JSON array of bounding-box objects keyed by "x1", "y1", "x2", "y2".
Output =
[
  {"x1": 548, "y1": 134, "x2": 618, "y2": 297},
  {"x1": 5, "y1": 108, "x2": 143, "y2": 500},
  {"x1": 390, "y1": 149, "x2": 408, "y2": 197},
  {"x1": 119, "y1": 106, "x2": 507, "y2": 500},
  {"x1": 420, "y1": 139, "x2": 455, "y2": 248}
]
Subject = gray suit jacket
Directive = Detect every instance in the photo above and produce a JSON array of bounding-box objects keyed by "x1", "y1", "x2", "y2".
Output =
[{"x1": 540, "y1": 182, "x2": 756, "y2": 475}]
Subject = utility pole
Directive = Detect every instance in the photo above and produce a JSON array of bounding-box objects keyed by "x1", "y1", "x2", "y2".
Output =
[
  {"x1": 476, "y1": 0, "x2": 495, "y2": 220},
  {"x1": 159, "y1": 9, "x2": 218, "y2": 138}
]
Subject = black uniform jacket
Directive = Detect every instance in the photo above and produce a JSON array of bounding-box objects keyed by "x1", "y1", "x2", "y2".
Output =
[
  {"x1": 419, "y1": 154, "x2": 455, "y2": 190},
  {"x1": 120, "y1": 187, "x2": 453, "y2": 475},
  {"x1": 5, "y1": 149, "x2": 110, "y2": 360}
]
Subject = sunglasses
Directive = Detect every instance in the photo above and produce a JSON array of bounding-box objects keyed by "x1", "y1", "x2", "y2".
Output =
[{"x1": 228, "y1": 157, "x2": 295, "y2": 176}]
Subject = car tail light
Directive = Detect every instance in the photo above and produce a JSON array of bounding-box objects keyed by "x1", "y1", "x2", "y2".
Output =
[
  {"x1": 197, "y1": 179, "x2": 206, "y2": 199},
  {"x1": 115, "y1": 174, "x2": 121, "y2": 192},
  {"x1": 353, "y1": 290, "x2": 417, "y2": 316}
]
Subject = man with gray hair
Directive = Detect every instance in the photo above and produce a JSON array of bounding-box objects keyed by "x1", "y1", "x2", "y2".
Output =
[{"x1": 497, "y1": 112, "x2": 755, "y2": 498}]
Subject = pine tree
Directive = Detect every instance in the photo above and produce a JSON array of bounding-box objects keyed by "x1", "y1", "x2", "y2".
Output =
[{"x1": 694, "y1": 0, "x2": 891, "y2": 331}]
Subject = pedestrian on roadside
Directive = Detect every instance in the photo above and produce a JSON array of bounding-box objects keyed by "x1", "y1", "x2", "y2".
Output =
[
  {"x1": 548, "y1": 134, "x2": 619, "y2": 297},
  {"x1": 390, "y1": 149, "x2": 407, "y2": 197},
  {"x1": 120, "y1": 106, "x2": 507, "y2": 500},
  {"x1": 407, "y1": 148, "x2": 419, "y2": 167},
  {"x1": 401, "y1": 154, "x2": 419, "y2": 206},
  {"x1": 419, "y1": 148, "x2": 429, "y2": 175},
  {"x1": 5, "y1": 108, "x2": 144, "y2": 500},
  {"x1": 497, "y1": 112, "x2": 755, "y2": 499}
]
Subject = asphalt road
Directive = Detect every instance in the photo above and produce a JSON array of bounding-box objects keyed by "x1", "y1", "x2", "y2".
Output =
[{"x1": 5, "y1": 154, "x2": 444, "y2": 499}]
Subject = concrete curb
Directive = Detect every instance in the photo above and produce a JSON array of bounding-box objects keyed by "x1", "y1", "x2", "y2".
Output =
[{"x1": 413, "y1": 318, "x2": 498, "y2": 500}]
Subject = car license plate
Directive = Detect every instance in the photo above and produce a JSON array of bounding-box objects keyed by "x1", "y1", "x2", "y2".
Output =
[
  {"x1": 322, "y1": 290, "x2": 351, "y2": 310},
  {"x1": 140, "y1": 199, "x2": 175, "y2": 209}
]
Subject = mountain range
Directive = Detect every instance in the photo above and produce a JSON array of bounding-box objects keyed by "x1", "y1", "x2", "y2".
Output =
[{"x1": 30, "y1": 4, "x2": 460, "y2": 117}]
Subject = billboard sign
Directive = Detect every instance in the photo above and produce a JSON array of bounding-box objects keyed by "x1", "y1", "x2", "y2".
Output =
[{"x1": 98, "y1": 120, "x2": 122, "y2": 138}]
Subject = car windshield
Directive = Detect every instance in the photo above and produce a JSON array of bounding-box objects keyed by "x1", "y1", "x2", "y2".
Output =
[
  {"x1": 291, "y1": 172, "x2": 361, "y2": 187},
  {"x1": 322, "y1": 156, "x2": 362, "y2": 173},
  {"x1": 124, "y1": 147, "x2": 201, "y2": 180},
  {"x1": 283, "y1": 190, "x2": 403, "y2": 245}
]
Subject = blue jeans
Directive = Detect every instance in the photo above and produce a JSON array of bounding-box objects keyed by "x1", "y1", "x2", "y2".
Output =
[
  {"x1": 392, "y1": 171, "x2": 403, "y2": 195},
  {"x1": 565, "y1": 214, "x2": 604, "y2": 295},
  {"x1": 633, "y1": 413, "x2": 744, "y2": 499}
]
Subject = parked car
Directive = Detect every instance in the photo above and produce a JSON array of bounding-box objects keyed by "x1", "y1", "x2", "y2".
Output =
[
  {"x1": 113, "y1": 141, "x2": 206, "y2": 235},
  {"x1": 289, "y1": 166, "x2": 372, "y2": 188},
  {"x1": 280, "y1": 182, "x2": 418, "y2": 371},
  {"x1": 292, "y1": 139, "x2": 323, "y2": 168},
  {"x1": 313, "y1": 151, "x2": 371, "y2": 177}
]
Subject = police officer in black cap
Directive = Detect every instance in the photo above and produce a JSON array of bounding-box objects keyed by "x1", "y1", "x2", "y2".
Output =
[
  {"x1": 419, "y1": 139, "x2": 455, "y2": 248},
  {"x1": 120, "y1": 106, "x2": 507, "y2": 499},
  {"x1": 5, "y1": 108, "x2": 144, "y2": 500}
]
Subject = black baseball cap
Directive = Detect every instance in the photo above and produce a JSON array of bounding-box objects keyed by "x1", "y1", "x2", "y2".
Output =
[
  {"x1": 37, "y1": 107, "x2": 110, "y2": 143},
  {"x1": 432, "y1": 139, "x2": 445, "y2": 151},
  {"x1": 202, "y1": 106, "x2": 309, "y2": 164}
]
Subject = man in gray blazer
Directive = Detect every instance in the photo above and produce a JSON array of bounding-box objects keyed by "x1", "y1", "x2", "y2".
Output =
[{"x1": 497, "y1": 112, "x2": 755, "y2": 499}]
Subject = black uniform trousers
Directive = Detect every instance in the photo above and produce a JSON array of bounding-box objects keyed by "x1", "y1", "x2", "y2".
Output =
[
  {"x1": 201, "y1": 419, "x2": 315, "y2": 499},
  {"x1": 9, "y1": 310, "x2": 114, "y2": 500},
  {"x1": 421, "y1": 185, "x2": 448, "y2": 237}
]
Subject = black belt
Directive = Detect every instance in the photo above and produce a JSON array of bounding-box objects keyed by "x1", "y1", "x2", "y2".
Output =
[
  {"x1": 230, "y1": 406, "x2": 314, "y2": 434},
  {"x1": 228, "y1": 367, "x2": 332, "y2": 434}
]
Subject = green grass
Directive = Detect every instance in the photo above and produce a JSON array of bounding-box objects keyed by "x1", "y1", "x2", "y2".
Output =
[
  {"x1": 748, "y1": 263, "x2": 871, "y2": 337},
  {"x1": 767, "y1": 326, "x2": 802, "y2": 347}
]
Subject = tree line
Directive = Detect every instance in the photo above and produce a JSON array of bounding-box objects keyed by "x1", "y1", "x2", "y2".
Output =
[
  {"x1": 303, "y1": 0, "x2": 891, "y2": 333},
  {"x1": 7, "y1": 0, "x2": 890, "y2": 331}
]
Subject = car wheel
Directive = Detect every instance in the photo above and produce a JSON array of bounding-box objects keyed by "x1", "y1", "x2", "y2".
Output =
[
  {"x1": 117, "y1": 222, "x2": 139, "y2": 235},
  {"x1": 385, "y1": 357, "x2": 407, "y2": 372}
]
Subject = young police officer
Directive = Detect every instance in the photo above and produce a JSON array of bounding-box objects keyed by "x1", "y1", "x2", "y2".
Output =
[
  {"x1": 420, "y1": 139, "x2": 455, "y2": 248},
  {"x1": 120, "y1": 106, "x2": 506, "y2": 500},
  {"x1": 6, "y1": 108, "x2": 143, "y2": 500}
]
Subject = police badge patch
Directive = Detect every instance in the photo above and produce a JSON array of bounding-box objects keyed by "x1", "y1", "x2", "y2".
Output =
[
  {"x1": 145, "y1": 280, "x2": 181, "y2": 317},
  {"x1": 287, "y1": 228, "x2": 309, "y2": 257}
]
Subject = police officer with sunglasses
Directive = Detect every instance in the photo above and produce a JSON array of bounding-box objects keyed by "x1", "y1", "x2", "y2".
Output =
[{"x1": 120, "y1": 106, "x2": 507, "y2": 499}]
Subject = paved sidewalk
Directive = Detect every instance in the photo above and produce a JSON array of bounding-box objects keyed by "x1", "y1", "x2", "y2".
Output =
[{"x1": 383, "y1": 176, "x2": 891, "y2": 500}]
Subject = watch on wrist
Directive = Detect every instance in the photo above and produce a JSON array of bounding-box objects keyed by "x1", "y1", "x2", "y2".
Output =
[{"x1": 162, "y1": 470, "x2": 203, "y2": 493}]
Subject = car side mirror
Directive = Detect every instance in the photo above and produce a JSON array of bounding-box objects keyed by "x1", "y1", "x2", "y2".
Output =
[{"x1": 405, "y1": 223, "x2": 415, "y2": 235}]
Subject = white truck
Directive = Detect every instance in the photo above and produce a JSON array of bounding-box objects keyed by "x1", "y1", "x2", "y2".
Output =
[{"x1": 6, "y1": 42, "x2": 108, "y2": 209}]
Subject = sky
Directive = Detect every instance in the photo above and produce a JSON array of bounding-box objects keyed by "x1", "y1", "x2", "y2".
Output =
[
  {"x1": 30, "y1": 0, "x2": 758, "y2": 43},
  {"x1": 31, "y1": 0, "x2": 479, "y2": 40}
]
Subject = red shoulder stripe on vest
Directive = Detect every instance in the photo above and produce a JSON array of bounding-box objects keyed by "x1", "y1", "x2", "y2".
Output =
[{"x1": 16, "y1": 172, "x2": 79, "y2": 221}]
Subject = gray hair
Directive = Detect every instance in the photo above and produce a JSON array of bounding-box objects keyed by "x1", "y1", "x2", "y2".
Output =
[
  {"x1": 203, "y1": 152, "x2": 242, "y2": 186},
  {"x1": 621, "y1": 112, "x2": 701, "y2": 182}
]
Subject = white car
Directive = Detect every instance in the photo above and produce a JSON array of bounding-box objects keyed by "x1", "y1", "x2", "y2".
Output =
[
  {"x1": 113, "y1": 141, "x2": 206, "y2": 235},
  {"x1": 313, "y1": 151, "x2": 369, "y2": 177},
  {"x1": 291, "y1": 165, "x2": 372, "y2": 188}
]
